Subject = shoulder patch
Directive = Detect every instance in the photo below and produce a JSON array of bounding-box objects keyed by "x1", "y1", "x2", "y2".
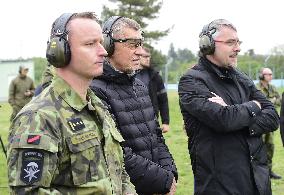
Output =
[
  {"x1": 68, "y1": 118, "x2": 85, "y2": 131},
  {"x1": 20, "y1": 150, "x2": 44, "y2": 184},
  {"x1": 27, "y1": 135, "x2": 41, "y2": 145}
]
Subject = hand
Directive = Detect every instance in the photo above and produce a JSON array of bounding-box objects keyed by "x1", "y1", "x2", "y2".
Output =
[
  {"x1": 252, "y1": 100, "x2": 261, "y2": 109},
  {"x1": 166, "y1": 178, "x2": 177, "y2": 195},
  {"x1": 208, "y1": 92, "x2": 227, "y2": 106},
  {"x1": 270, "y1": 97, "x2": 277, "y2": 104},
  {"x1": 162, "y1": 124, "x2": 170, "y2": 133},
  {"x1": 24, "y1": 90, "x2": 32, "y2": 97}
]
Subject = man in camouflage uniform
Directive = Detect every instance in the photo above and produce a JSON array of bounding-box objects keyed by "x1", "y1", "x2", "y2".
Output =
[
  {"x1": 7, "y1": 12, "x2": 136, "y2": 194},
  {"x1": 8, "y1": 65, "x2": 35, "y2": 121},
  {"x1": 257, "y1": 67, "x2": 282, "y2": 179}
]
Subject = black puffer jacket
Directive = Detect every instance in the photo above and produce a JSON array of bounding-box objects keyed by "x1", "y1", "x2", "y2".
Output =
[
  {"x1": 90, "y1": 62, "x2": 178, "y2": 195},
  {"x1": 136, "y1": 68, "x2": 169, "y2": 124},
  {"x1": 178, "y1": 57, "x2": 279, "y2": 195}
]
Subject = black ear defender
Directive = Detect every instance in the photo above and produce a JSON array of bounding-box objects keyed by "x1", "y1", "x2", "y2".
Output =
[
  {"x1": 102, "y1": 16, "x2": 123, "y2": 57},
  {"x1": 199, "y1": 21, "x2": 217, "y2": 56},
  {"x1": 259, "y1": 68, "x2": 264, "y2": 80},
  {"x1": 46, "y1": 13, "x2": 75, "y2": 68}
]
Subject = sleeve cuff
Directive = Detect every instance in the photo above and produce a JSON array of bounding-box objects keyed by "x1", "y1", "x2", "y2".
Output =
[{"x1": 244, "y1": 101, "x2": 261, "y2": 117}]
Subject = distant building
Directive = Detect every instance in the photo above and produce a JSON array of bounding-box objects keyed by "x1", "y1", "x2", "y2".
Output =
[{"x1": 0, "y1": 59, "x2": 34, "y2": 102}]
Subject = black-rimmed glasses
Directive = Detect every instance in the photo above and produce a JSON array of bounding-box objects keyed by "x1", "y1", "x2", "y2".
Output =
[{"x1": 112, "y1": 38, "x2": 143, "y2": 49}]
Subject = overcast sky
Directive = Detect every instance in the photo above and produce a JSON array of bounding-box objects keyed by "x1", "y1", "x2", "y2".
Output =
[{"x1": 1, "y1": 0, "x2": 283, "y2": 60}]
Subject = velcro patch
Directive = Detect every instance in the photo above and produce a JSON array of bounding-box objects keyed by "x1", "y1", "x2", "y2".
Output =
[
  {"x1": 68, "y1": 118, "x2": 85, "y2": 131},
  {"x1": 27, "y1": 135, "x2": 41, "y2": 145},
  {"x1": 71, "y1": 131, "x2": 97, "y2": 145},
  {"x1": 20, "y1": 150, "x2": 44, "y2": 184}
]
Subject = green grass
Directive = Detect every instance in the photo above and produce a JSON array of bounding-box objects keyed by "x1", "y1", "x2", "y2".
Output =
[{"x1": 0, "y1": 91, "x2": 284, "y2": 194}]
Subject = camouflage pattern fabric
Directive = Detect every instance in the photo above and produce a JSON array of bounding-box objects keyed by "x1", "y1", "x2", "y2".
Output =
[
  {"x1": 8, "y1": 75, "x2": 35, "y2": 121},
  {"x1": 41, "y1": 65, "x2": 55, "y2": 89},
  {"x1": 7, "y1": 75, "x2": 136, "y2": 195},
  {"x1": 257, "y1": 82, "x2": 281, "y2": 170}
]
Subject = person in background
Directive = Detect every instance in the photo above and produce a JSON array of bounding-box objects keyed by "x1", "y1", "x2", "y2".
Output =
[
  {"x1": 7, "y1": 12, "x2": 136, "y2": 195},
  {"x1": 136, "y1": 46, "x2": 170, "y2": 133},
  {"x1": 257, "y1": 67, "x2": 282, "y2": 179},
  {"x1": 90, "y1": 16, "x2": 177, "y2": 195},
  {"x1": 8, "y1": 65, "x2": 35, "y2": 122},
  {"x1": 178, "y1": 19, "x2": 279, "y2": 195}
]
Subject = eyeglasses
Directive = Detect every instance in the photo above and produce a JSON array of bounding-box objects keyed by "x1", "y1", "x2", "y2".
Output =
[
  {"x1": 113, "y1": 38, "x2": 143, "y2": 49},
  {"x1": 214, "y1": 39, "x2": 242, "y2": 47},
  {"x1": 263, "y1": 73, "x2": 272, "y2": 76}
]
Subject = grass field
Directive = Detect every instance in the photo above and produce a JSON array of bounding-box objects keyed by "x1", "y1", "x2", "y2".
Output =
[{"x1": 0, "y1": 91, "x2": 284, "y2": 194}]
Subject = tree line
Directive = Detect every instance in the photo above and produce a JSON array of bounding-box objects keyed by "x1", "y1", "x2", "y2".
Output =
[{"x1": 32, "y1": 0, "x2": 284, "y2": 84}]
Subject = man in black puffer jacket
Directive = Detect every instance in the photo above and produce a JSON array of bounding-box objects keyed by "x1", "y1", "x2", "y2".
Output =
[{"x1": 90, "y1": 16, "x2": 178, "y2": 195}]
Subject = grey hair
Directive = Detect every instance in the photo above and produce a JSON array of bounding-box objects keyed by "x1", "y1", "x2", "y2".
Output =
[
  {"x1": 111, "y1": 17, "x2": 142, "y2": 38},
  {"x1": 208, "y1": 19, "x2": 237, "y2": 39}
]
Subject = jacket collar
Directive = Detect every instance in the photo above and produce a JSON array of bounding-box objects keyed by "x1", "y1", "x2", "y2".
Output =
[
  {"x1": 97, "y1": 60, "x2": 135, "y2": 84},
  {"x1": 50, "y1": 75, "x2": 108, "y2": 115},
  {"x1": 52, "y1": 75, "x2": 100, "y2": 112},
  {"x1": 199, "y1": 57, "x2": 237, "y2": 80}
]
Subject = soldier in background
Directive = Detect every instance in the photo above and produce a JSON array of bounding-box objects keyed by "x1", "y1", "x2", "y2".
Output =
[
  {"x1": 8, "y1": 65, "x2": 35, "y2": 121},
  {"x1": 7, "y1": 12, "x2": 136, "y2": 194},
  {"x1": 257, "y1": 67, "x2": 282, "y2": 179},
  {"x1": 136, "y1": 46, "x2": 170, "y2": 133}
]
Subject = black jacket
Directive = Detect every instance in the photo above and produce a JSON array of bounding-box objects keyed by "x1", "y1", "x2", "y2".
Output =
[
  {"x1": 90, "y1": 62, "x2": 178, "y2": 194},
  {"x1": 280, "y1": 92, "x2": 284, "y2": 146},
  {"x1": 136, "y1": 68, "x2": 170, "y2": 124},
  {"x1": 178, "y1": 57, "x2": 279, "y2": 195}
]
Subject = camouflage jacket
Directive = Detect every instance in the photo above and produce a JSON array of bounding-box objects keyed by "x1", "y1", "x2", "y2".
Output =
[
  {"x1": 8, "y1": 75, "x2": 35, "y2": 108},
  {"x1": 257, "y1": 82, "x2": 281, "y2": 107},
  {"x1": 41, "y1": 65, "x2": 55, "y2": 89},
  {"x1": 7, "y1": 75, "x2": 136, "y2": 195}
]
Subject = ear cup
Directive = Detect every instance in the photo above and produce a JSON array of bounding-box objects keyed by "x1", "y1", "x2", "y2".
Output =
[
  {"x1": 46, "y1": 13, "x2": 74, "y2": 68},
  {"x1": 102, "y1": 16, "x2": 123, "y2": 57},
  {"x1": 199, "y1": 22, "x2": 216, "y2": 55},
  {"x1": 102, "y1": 32, "x2": 114, "y2": 56},
  {"x1": 259, "y1": 68, "x2": 264, "y2": 80},
  {"x1": 46, "y1": 36, "x2": 71, "y2": 68},
  {"x1": 199, "y1": 34, "x2": 215, "y2": 55}
]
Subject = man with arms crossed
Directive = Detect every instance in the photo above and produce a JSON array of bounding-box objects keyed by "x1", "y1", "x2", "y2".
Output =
[{"x1": 179, "y1": 19, "x2": 279, "y2": 195}]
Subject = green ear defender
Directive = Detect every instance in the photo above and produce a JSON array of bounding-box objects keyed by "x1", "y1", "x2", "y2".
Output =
[{"x1": 46, "y1": 13, "x2": 75, "y2": 68}]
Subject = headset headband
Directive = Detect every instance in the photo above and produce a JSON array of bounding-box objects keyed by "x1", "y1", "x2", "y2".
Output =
[
  {"x1": 102, "y1": 16, "x2": 123, "y2": 36},
  {"x1": 51, "y1": 13, "x2": 74, "y2": 36}
]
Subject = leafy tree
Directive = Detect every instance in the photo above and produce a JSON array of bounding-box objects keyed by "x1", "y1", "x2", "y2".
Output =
[
  {"x1": 33, "y1": 57, "x2": 48, "y2": 85},
  {"x1": 168, "y1": 43, "x2": 177, "y2": 60},
  {"x1": 101, "y1": 0, "x2": 168, "y2": 69},
  {"x1": 176, "y1": 48, "x2": 195, "y2": 63},
  {"x1": 166, "y1": 43, "x2": 197, "y2": 83}
]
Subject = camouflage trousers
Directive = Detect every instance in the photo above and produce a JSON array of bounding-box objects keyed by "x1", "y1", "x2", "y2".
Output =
[
  {"x1": 262, "y1": 132, "x2": 274, "y2": 170},
  {"x1": 10, "y1": 106, "x2": 22, "y2": 122}
]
